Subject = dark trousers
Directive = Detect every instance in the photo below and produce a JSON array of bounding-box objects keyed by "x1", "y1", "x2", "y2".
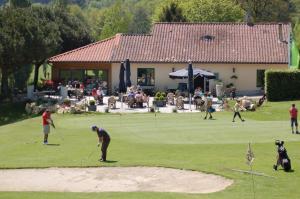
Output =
[
  {"x1": 101, "y1": 139, "x2": 110, "y2": 161},
  {"x1": 233, "y1": 111, "x2": 243, "y2": 121}
]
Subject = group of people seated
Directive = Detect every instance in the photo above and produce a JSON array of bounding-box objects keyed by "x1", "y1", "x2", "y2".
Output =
[{"x1": 126, "y1": 86, "x2": 149, "y2": 108}]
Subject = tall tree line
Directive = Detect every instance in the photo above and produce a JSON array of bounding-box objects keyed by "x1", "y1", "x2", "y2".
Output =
[{"x1": 0, "y1": 1, "x2": 93, "y2": 98}]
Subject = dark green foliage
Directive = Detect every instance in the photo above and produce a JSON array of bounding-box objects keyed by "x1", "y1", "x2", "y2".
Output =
[
  {"x1": 53, "y1": 8, "x2": 93, "y2": 52},
  {"x1": 9, "y1": 0, "x2": 31, "y2": 7},
  {"x1": 128, "y1": 5, "x2": 151, "y2": 34},
  {"x1": 158, "y1": 2, "x2": 186, "y2": 22},
  {"x1": 13, "y1": 64, "x2": 33, "y2": 91},
  {"x1": 236, "y1": 0, "x2": 294, "y2": 22},
  {"x1": 265, "y1": 70, "x2": 300, "y2": 101}
]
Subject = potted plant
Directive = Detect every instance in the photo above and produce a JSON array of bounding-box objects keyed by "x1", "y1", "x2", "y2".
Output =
[
  {"x1": 63, "y1": 98, "x2": 71, "y2": 107},
  {"x1": 88, "y1": 100, "x2": 97, "y2": 111},
  {"x1": 153, "y1": 92, "x2": 166, "y2": 107}
]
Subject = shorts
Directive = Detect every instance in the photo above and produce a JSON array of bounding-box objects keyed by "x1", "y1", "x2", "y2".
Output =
[
  {"x1": 43, "y1": 125, "x2": 50, "y2": 134},
  {"x1": 291, "y1": 118, "x2": 298, "y2": 127}
]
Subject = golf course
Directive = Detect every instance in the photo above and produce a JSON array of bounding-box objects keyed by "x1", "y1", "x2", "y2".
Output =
[{"x1": 0, "y1": 101, "x2": 300, "y2": 199}]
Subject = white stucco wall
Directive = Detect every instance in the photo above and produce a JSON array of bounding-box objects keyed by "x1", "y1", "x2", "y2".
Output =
[{"x1": 111, "y1": 63, "x2": 287, "y2": 94}]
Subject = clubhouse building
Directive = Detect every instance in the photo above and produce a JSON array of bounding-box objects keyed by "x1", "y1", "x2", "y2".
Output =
[{"x1": 48, "y1": 22, "x2": 298, "y2": 95}]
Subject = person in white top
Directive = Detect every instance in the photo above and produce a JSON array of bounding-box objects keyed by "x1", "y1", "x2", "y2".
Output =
[{"x1": 232, "y1": 99, "x2": 245, "y2": 122}]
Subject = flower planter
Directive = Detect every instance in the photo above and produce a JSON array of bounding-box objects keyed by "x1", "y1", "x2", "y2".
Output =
[
  {"x1": 153, "y1": 100, "x2": 166, "y2": 107},
  {"x1": 88, "y1": 105, "x2": 97, "y2": 111}
]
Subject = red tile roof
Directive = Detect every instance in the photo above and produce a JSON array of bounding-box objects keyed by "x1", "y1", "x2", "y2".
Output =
[{"x1": 48, "y1": 22, "x2": 290, "y2": 64}]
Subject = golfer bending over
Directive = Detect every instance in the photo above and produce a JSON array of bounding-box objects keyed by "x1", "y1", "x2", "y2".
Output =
[
  {"x1": 232, "y1": 100, "x2": 245, "y2": 122},
  {"x1": 91, "y1": 125, "x2": 111, "y2": 162},
  {"x1": 42, "y1": 109, "x2": 54, "y2": 144}
]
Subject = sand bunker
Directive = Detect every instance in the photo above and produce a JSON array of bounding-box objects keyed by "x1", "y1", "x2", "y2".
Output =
[{"x1": 0, "y1": 167, "x2": 233, "y2": 193}]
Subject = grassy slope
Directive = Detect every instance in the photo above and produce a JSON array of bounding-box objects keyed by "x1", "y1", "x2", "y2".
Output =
[{"x1": 0, "y1": 101, "x2": 300, "y2": 199}]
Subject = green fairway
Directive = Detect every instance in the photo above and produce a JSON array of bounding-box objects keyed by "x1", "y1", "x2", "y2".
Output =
[{"x1": 0, "y1": 101, "x2": 300, "y2": 199}]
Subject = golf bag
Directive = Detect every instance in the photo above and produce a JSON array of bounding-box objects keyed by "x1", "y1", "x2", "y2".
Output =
[{"x1": 274, "y1": 140, "x2": 291, "y2": 172}]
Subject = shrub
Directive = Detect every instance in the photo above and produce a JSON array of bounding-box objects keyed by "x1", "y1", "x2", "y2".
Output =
[
  {"x1": 265, "y1": 70, "x2": 300, "y2": 101},
  {"x1": 154, "y1": 91, "x2": 166, "y2": 101},
  {"x1": 172, "y1": 107, "x2": 178, "y2": 113},
  {"x1": 89, "y1": 100, "x2": 96, "y2": 106},
  {"x1": 63, "y1": 98, "x2": 71, "y2": 106}
]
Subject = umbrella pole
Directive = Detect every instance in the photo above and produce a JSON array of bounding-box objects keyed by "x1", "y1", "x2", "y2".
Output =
[
  {"x1": 189, "y1": 93, "x2": 192, "y2": 111},
  {"x1": 121, "y1": 93, "x2": 123, "y2": 111}
]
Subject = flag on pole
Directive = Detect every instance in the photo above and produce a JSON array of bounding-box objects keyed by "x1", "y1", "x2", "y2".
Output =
[{"x1": 246, "y1": 143, "x2": 255, "y2": 166}]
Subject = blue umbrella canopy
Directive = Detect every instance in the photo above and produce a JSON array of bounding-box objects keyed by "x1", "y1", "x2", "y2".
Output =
[
  {"x1": 169, "y1": 68, "x2": 216, "y2": 79},
  {"x1": 188, "y1": 62, "x2": 194, "y2": 94},
  {"x1": 119, "y1": 62, "x2": 126, "y2": 93},
  {"x1": 125, "y1": 58, "x2": 132, "y2": 87}
]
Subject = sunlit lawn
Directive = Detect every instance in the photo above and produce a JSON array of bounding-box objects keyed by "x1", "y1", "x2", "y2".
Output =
[{"x1": 0, "y1": 101, "x2": 300, "y2": 199}]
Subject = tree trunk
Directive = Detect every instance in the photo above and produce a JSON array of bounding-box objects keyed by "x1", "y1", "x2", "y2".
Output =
[
  {"x1": 0, "y1": 67, "x2": 9, "y2": 99},
  {"x1": 33, "y1": 63, "x2": 41, "y2": 91}
]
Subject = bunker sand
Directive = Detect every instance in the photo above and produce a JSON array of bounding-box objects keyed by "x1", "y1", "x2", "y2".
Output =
[{"x1": 0, "y1": 167, "x2": 233, "y2": 193}]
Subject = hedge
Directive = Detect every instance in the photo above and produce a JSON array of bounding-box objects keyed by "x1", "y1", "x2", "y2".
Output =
[{"x1": 265, "y1": 70, "x2": 300, "y2": 101}]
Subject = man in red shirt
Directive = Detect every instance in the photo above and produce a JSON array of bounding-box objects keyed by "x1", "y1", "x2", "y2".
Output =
[
  {"x1": 42, "y1": 109, "x2": 54, "y2": 144},
  {"x1": 289, "y1": 104, "x2": 299, "y2": 134}
]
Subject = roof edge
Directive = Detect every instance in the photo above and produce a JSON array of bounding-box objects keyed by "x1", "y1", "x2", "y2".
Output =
[
  {"x1": 153, "y1": 22, "x2": 291, "y2": 25},
  {"x1": 48, "y1": 35, "x2": 117, "y2": 63}
]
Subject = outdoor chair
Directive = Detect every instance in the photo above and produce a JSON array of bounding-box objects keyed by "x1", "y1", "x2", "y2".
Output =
[
  {"x1": 167, "y1": 92, "x2": 175, "y2": 105},
  {"x1": 135, "y1": 95, "x2": 144, "y2": 108},
  {"x1": 96, "y1": 95, "x2": 103, "y2": 105},
  {"x1": 108, "y1": 96, "x2": 116, "y2": 109},
  {"x1": 127, "y1": 96, "x2": 136, "y2": 108},
  {"x1": 194, "y1": 98, "x2": 205, "y2": 111},
  {"x1": 176, "y1": 96, "x2": 184, "y2": 110}
]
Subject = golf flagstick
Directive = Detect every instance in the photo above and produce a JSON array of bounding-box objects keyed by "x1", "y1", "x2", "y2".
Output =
[{"x1": 246, "y1": 142, "x2": 256, "y2": 199}]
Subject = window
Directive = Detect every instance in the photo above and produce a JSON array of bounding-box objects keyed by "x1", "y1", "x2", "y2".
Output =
[
  {"x1": 137, "y1": 68, "x2": 155, "y2": 86},
  {"x1": 59, "y1": 69, "x2": 108, "y2": 82},
  {"x1": 256, "y1": 70, "x2": 265, "y2": 88}
]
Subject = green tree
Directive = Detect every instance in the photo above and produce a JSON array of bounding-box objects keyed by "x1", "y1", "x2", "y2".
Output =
[
  {"x1": 29, "y1": 6, "x2": 61, "y2": 91},
  {"x1": 128, "y1": 5, "x2": 151, "y2": 34},
  {"x1": 182, "y1": 0, "x2": 244, "y2": 22},
  {"x1": 53, "y1": 7, "x2": 93, "y2": 53},
  {"x1": 156, "y1": 1, "x2": 186, "y2": 22},
  {"x1": 0, "y1": 8, "x2": 32, "y2": 98},
  {"x1": 236, "y1": 0, "x2": 294, "y2": 22},
  {"x1": 100, "y1": 2, "x2": 132, "y2": 39}
]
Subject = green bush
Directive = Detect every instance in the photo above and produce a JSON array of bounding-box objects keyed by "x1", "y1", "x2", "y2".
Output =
[
  {"x1": 89, "y1": 100, "x2": 96, "y2": 106},
  {"x1": 154, "y1": 92, "x2": 166, "y2": 101},
  {"x1": 265, "y1": 70, "x2": 300, "y2": 101},
  {"x1": 63, "y1": 98, "x2": 71, "y2": 106}
]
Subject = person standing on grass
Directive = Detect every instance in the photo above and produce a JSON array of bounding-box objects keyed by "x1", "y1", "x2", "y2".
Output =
[
  {"x1": 91, "y1": 125, "x2": 111, "y2": 162},
  {"x1": 232, "y1": 99, "x2": 245, "y2": 122},
  {"x1": 42, "y1": 109, "x2": 54, "y2": 145},
  {"x1": 289, "y1": 104, "x2": 299, "y2": 134},
  {"x1": 204, "y1": 93, "x2": 213, "y2": 119}
]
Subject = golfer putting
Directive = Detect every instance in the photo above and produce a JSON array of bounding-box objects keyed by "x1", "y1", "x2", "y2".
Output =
[
  {"x1": 42, "y1": 109, "x2": 55, "y2": 145},
  {"x1": 91, "y1": 125, "x2": 111, "y2": 162}
]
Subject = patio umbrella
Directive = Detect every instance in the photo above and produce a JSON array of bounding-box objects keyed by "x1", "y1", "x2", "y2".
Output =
[
  {"x1": 188, "y1": 62, "x2": 194, "y2": 94},
  {"x1": 125, "y1": 58, "x2": 132, "y2": 88},
  {"x1": 119, "y1": 62, "x2": 126, "y2": 93},
  {"x1": 188, "y1": 62, "x2": 194, "y2": 111},
  {"x1": 169, "y1": 68, "x2": 216, "y2": 79},
  {"x1": 119, "y1": 62, "x2": 126, "y2": 110}
]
